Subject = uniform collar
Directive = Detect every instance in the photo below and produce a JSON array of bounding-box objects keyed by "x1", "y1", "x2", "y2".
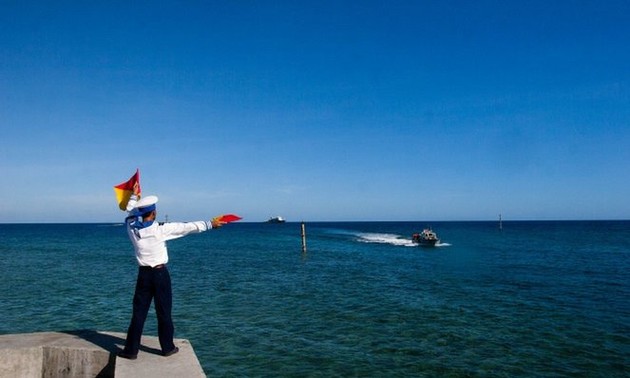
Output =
[{"x1": 126, "y1": 215, "x2": 155, "y2": 230}]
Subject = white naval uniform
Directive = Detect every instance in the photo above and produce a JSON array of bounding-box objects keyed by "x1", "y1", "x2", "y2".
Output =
[{"x1": 125, "y1": 196, "x2": 212, "y2": 267}]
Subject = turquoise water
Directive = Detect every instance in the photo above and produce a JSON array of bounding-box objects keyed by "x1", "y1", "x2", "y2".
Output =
[{"x1": 1, "y1": 221, "x2": 628, "y2": 377}]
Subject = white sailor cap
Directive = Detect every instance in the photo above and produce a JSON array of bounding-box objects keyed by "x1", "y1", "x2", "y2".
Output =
[{"x1": 135, "y1": 195, "x2": 159, "y2": 214}]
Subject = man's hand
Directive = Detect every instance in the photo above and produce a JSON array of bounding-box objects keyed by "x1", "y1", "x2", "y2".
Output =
[{"x1": 211, "y1": 218, "x2": 226, "y2": 229}]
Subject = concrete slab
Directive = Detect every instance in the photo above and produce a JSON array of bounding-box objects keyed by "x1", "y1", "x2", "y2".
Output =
[
  {"x1": 114, "y1": 338, "x2": 204, "y2": 378},
  {"x1": 0, "y1": 331, "x2": 206, "y2": 378}
]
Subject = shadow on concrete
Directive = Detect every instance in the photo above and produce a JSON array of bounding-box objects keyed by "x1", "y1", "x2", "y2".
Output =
[
  {"x1": 62, "y1": 330, "x2": 172, "y2": 377},
  {"x1": 63, "y1": 330, "x2": 166, "y2": 377},
  {"x1": 63, "y1": 330, "x2": 162, "y2": 355}
]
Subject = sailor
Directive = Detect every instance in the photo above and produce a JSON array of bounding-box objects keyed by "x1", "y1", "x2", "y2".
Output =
[{"x1": 117, "y1": 189, "x2": 225, "y2": 360}]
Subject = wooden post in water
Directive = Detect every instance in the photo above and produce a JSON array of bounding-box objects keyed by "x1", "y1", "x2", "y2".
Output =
[{"x1": 301, "y1": 222, "x2": 307, "y2": 253}]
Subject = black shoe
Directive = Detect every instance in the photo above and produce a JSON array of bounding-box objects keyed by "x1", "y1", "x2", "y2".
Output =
[
  {"x1": 117, "y1": 350, "x2": 138, "y2": 360},
  {"x1": 163, "y1": 347, "x2": 179, "y2": 357}
]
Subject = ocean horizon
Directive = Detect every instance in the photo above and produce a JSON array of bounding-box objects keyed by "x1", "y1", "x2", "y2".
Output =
[{"x1": 1, "y1": 220, "x2": 628, "y2": 376}]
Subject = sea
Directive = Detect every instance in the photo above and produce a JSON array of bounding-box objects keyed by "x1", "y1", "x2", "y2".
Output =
[{"x1": 0, "y1": 221, "x2": 628, "y2": 377}]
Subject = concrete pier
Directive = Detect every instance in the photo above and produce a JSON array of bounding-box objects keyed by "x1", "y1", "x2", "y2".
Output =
[{"x1": 0, "y1": 330, "x2": 205, "y2": 377}]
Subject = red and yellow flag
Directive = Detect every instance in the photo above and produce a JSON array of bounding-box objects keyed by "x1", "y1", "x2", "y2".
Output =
[
  {"x1": 213, "y1": 214, "x2": 243, "y2": 224},
  {"x1": 114, "y1": 169, "x2": 141, "y2": 211}
]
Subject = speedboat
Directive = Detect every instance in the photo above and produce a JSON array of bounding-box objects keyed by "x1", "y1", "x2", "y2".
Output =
[
  {"x1": 412, "y1": 228, "x2": 439, "y2": 247},
  {"x1": 267, "y1": 216, "x2": 286, "y2": 223}
]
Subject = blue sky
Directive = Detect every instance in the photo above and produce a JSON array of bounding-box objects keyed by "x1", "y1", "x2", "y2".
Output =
[{"x1": 1, "y1": 1, "x2": 628, "y2": 223}]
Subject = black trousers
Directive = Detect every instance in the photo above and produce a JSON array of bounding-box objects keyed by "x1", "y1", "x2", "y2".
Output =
[{"x1": 123, "y1": 265, "x2": 176, "y2": 355}]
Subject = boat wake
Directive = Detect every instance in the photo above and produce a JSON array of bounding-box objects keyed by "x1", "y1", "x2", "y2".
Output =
[
  {"x1": 324, "y1": 229, "x2": 451, "y2": 248},
  {"x1": 355, "y1": 232, "x2": 451, "y2": 248},
  {"x1": 355, "y1": 232, "x2": 417, "y2": 247}
]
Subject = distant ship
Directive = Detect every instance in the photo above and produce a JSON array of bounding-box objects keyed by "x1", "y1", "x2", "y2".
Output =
[
  {"x1": 267, "y1": 216, "x2": 286, "y2": 223},
  {"x1": 412, "y1": 228, "x2": 440, "y2": 247}
]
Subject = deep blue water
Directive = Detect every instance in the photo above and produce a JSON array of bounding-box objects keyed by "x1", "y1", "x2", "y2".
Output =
[{"x1": 0, "y1": 221, "x2": 628, "y2": 377}]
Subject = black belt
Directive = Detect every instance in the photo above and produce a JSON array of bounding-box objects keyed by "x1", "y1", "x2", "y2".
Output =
[{"x1": 140, "y1": 264, "x2": 166, "y2": 270}]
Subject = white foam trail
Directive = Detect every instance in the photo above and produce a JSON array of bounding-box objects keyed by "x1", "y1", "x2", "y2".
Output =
[
  {"x1": 355, "y1": 232, "x2": 417, "y2": 247},
  {"x1": 354, "y1": 232, "x2": 452, "y2": 248}
]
